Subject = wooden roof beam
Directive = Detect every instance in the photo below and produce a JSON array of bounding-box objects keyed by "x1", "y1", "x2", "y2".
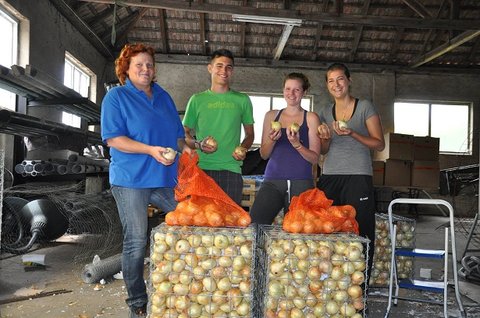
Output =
[
  {"x1": 77, "y1": 0, "x2": 480, "y2": 30},
  {"x1": 410, "y1": 30, "x2": 480, "y2": 68},
  {"x1": 272, "y1": 0, "x2": 294, "y2": 61},
  {"x1": 402, "y1": 0, "x2": 431, "y2": 18},
  {"x1": 158, "y1": 9, "x2": 168, "y2": 53},
  {"x1": 198, "y1": 0, "x2": 207, "y2": 55},
  {"x1": 99, "y1": 8, "x2": 147, "y2": 46},
  {"x1": 50, "y1": 0, "x2": 114, "y2": 58},
  {"x1": 349, "y1": 0, "x2": 371, "y2": 62},
  {"x1": 273, "y1": 25, "x2": 295, "y2": 61},
  {"x1": 311, "y1": 0, "x2": 329, "y2": 61}
]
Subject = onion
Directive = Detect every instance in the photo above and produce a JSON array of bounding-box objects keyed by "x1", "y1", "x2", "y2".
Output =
[
  {"x1": 313, "y1": 302, "x2": 326, "y2": 316},
  {"x1": 347, "y1": 285, "x2": 363, "y2": 299},
  {"x1": 204, "y1": 136, "x2": 218, "y2": 148},
  {"x1": 307, "y1": 266, "x2": 322, "y2": 280},
  {"x1": 175, "y1": 295, "x2": 189, "y2": 311},
  {"x1": 187, "y1": 234, "x2": 201, "y2": 247},
  {"x1": 212, "y1": 290, "x2": 226, "y2": 304},
  {"x1": 156, "y1": 281, "x2": 172, "y2": 295},
  {"x1": 269, "y1": 245, "x2": 285, "y2": 259},
  {"x1": 333, "y1": 290, "x2": 348, "y2": 303},
  {"x1": 317, "y1": 245, "x2": 332, "y2": 259},
  {"x1": 189, "y1": 281, "x2": 203, "y2": 294},
  {"x1": 196, "y1": 292, "x2": 210, "y2": 305},
  {"x1": 217, "y1": 277, "x2": 232, "y2": 291},
  {"x1": 293, "y1": 270, "x2": 306, "y2": 283},
  {"x1": 151, "y1": 271, "x2": 165, "y2": 284},
  {"x1": 188, "y1": 303, "x2": 202, "y2": 317},
  {"x1": 294, "y1": 245, "x2": 309, "y2": 259},
  {"x1": 234, "y1": 146, "x2": 247, "y2": 157},
  {"x1": 339, "y1": 303, "x2": 356, "y2": 317},
  {"x1": 290, "y1": 307, "x2": 304, "y2": 318},
  {"x1": 331, "y1": 254, "x2": 344, "y2": 266},
  {"x1": 345, "y1": 246, "x2": 361, "y2": 261},
  {"x1": 271, "y1": 121, "x2": 282, "y2": 132},
  {"x1": 351, "y1": 271, "x2": 365, "y2": 285},
  {"x1": 172, "y1": 259, "x2": 186, "y2": 272},
  {"x1": 239, "y1": 281, "x2": 251, "y2": 294},
  {"x1": 184, "y1": 253, "x2": 198, "y2": 267},
  {"x1": 202, "y1": 277, "x2": 217, "y2": 292},
  {"x1": 326, "y1": 300, "x2": 339, "y2": 315},
  {"x1": 232, "y1": 256, "x2": 246, "y2": 271},
  {"x1": 290, "y1": 122, "x2": 300, "y2": 133},
  {"x1": 240, "y1": 244, "x2": 252, "y2": 258},
  {"x1": 330, "y1": 266, "x2": 344, "y2": 280},
  {"x1": 236, "y1": 302, "x2": 250, "y2": 316},
  {"x1": 342, "y1": 261, "x2": 355, "y2": 275},
  {"x1": 162, "y1": 147, "x2": 177, "y2": 160},
  {"x1": 218, "y1": 256, "x2": 233, "y2": 268},
  {"x1": 338, "y1": 120, "x2": 348, "y2": 129},
  {"x1": 337, "y1": 275, "x2": 351, "y2": 290}
]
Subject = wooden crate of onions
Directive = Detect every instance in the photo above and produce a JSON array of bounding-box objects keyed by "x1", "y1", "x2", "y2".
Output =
[
  {"x1": 257, "y1": 225, "x2": 369, "y2": 318},
  {"x1": 148, "y1": 223, "x2": 256, "y2": 317}
]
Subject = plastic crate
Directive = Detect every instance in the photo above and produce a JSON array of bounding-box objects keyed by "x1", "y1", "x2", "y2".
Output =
[
  {"x1": 148, "y1": 223, "x2": 256, "y2": 318},
  {"x1": 369, "y1": 213, "x2": 416, "y2": 286},
  {"x1": 256, "y1": 225, "x2": 370, "y2": 318}
]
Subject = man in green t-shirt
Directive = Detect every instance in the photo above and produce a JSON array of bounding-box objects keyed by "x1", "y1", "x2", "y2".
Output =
[{"x1": 183, "y1": 49, "x2": 254, "y2": 205}]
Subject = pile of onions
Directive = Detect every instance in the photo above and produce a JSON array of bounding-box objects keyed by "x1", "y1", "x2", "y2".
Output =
[
  {"x1": 369, "y1": 215, "x2": 415, "y2": 286},
  {"x1": 149, "y1": 224, "x2": 255, "y2": 318},
  {"x1": 262, "y1": 231, "x2": 368, "y2": 317},
  {"x1": 272, "y1": 210, "x2": 285, "y2": 226}
]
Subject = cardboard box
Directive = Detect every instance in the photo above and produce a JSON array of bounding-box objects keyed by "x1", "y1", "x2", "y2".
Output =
[
  {"x1": 414, "y1": 136, "x2": 440, "y2": 161},
  {"x1": 384, "y1": 159, "x2": 411, "y2": 186},
  {"x1": 372, "y1": 160, "x2": 385, "y2": 186},
  {"x1": 411, "y1": 160, "x2": 440, "y2": 188},
  {"x1": 374, "y1": 133, "x2": 414, "y2": 161}
]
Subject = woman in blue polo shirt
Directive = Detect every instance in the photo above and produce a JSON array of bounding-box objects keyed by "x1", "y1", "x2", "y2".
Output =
[{"x1": 101, "y1": 43, "x2": 191, "y2": 318}]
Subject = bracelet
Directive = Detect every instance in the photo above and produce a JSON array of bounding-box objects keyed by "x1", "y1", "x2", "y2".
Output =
[
  {"x1": 194, "y1": 140, "x2": 202, "y2": 150},
  {"x1": 293, "y1": 143, "x2": 302, "y2": 149}
]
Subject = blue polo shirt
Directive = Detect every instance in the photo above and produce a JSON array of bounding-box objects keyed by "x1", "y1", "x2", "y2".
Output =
[{"x1": 101, "y1": 79, "x2": 184, "y2": 188}]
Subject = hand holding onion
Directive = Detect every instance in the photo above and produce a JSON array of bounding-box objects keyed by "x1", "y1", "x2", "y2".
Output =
[
  {"x1": 317, "y1": 123, "x2": 331, "y2": 140},
  {"x1": 233, "y1": 146, "x2": 247, "y2": 160},
  {"x1": 162, "y1": 147, "x2": 177, "y2": 161},
  {"x1": 333, "y1": 120, "x2": 351, "y2": 135},
  {"x1": 200, "y1": 136, "x2": 217, "y2": 153}
]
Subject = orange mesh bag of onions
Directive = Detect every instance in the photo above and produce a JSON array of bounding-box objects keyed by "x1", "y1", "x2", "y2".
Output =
[
  {"x1": 282, "y1": 188, "x2": 359, "y2": 234},
  {"x1": 165, "y1": 152, "x2": 251, "y2": 227}
]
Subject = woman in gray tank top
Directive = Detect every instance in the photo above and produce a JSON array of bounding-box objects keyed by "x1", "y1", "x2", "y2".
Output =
[{"x1": 317, "y1": 63, "x2": 385, "y2": 283}]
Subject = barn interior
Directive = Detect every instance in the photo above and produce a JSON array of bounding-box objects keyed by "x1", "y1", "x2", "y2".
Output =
[{"x1": 1, "y1": 1, "x2": 480, "y2": 317}]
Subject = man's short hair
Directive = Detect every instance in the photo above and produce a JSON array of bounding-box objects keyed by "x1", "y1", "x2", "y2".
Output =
[{"x1": 210, "y1": 49, "x2": 235, "y2": 64}]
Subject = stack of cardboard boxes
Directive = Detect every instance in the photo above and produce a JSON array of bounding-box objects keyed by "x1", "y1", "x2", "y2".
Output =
[{"x1": 373, "y1": 133, "x2": 440, "y2": 189}]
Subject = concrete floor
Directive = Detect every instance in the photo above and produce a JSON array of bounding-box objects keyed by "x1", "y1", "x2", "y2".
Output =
[{"x1": 1, "y1": 213, "x2": 480, "y2": 318}]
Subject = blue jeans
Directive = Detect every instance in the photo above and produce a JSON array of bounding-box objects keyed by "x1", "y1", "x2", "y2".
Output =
[{"x1": 111, "y1": 186, "x2": 177, "y2": 309}]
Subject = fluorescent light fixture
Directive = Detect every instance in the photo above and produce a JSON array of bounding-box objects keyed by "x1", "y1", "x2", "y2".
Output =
[{"x1": 232, "y1": 14, "x2": 302, "y2": 26}]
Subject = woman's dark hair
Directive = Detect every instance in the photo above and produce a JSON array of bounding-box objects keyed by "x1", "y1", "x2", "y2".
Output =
[
  {"x1": 325, "y1": 63, "x2": 351, "y2": 82},
  {"x1": 210, "y1": 49, "x2": 235, "y2": 65},
  {"x1": 115, "y1": 43, "x2": 156, "y2": 85},
  {"x1": 284, "y1": 72, "x2": 311, "y2": 91}
]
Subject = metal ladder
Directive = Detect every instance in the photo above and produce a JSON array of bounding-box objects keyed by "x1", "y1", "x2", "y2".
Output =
[{"x1": 384, "y1": 198, "x2": 466, "y2": 318}]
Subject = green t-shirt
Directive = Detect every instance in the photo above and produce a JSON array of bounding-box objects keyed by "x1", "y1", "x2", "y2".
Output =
[{"x1": 183, "y1": 89, "x2": 254, "y2": 173}]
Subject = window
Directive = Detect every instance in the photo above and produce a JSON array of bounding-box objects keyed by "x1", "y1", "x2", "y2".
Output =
[
  {"x1": 394, "y1": 101, "x2": 471, "y2": 154},
  {"x1": 63, "y1": 52, "x2": 94, "y2": 128},
  {"x1": 0, "y1": 7, "x2": 18, "y2": 111}
]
